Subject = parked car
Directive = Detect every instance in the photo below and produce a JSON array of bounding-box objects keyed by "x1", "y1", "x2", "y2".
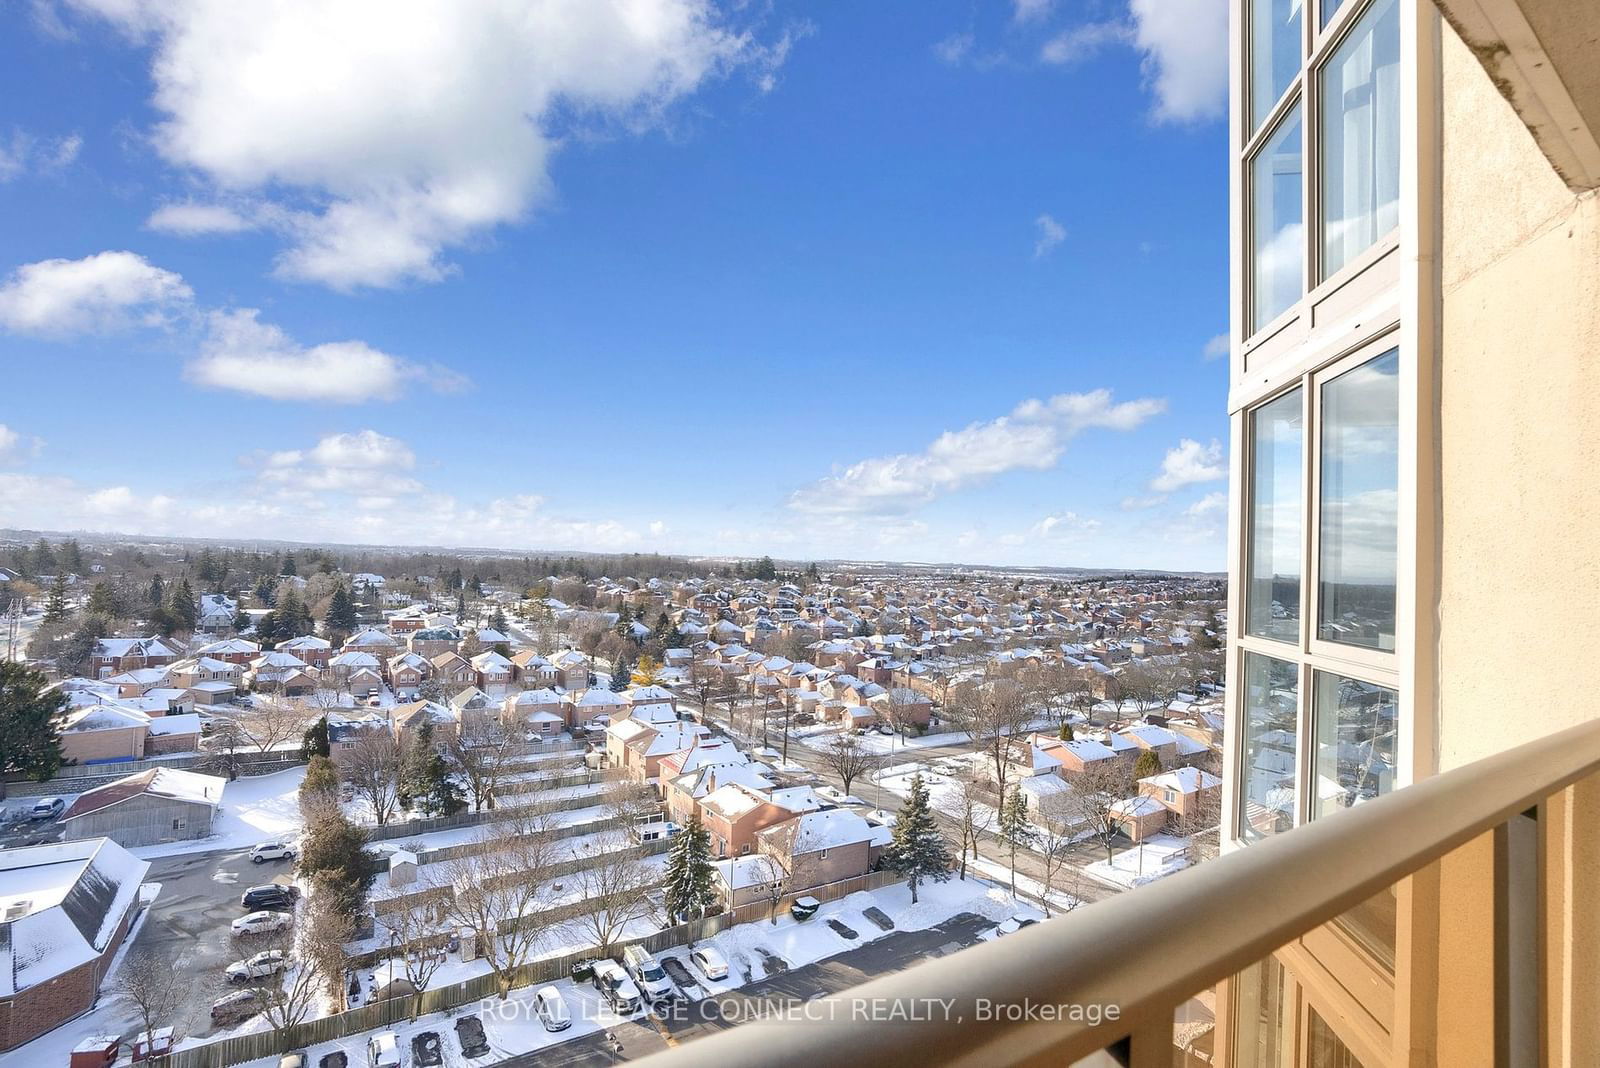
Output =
[
  {"x1": 210, "y1": 989, "x2": 261, "y2": 1025},
  {"x1": 279, "y1": 1052, "x2": 308, "y2": 1068},
  {"x1": 232, "y1": 910, "x2": 293, "y2": 937},
  {"x1": 453, "y1": 1015, "x2": 490, "y2": 1057},
  {"x1": 790, "y1": 896, "x2": 821, "y2": 922},
  {"x1": 29, "y1": 797, "x2": 65, "y2": 820},
  {"x1": 533, "y1": 986, "x2": 571, "y2": 1032},
  {"x1": 410, "y1": 1032, "x2": 442, "y2": 1068},
  {"x1": 591, "y1": 960, "x2": 643, "y2": 1015},
  {"x1": 241, "y1": 884, "x2": 296, "y2": 910},
  {"x1": 249, "y1": 842, "x2": 297, "y2": 864},
  {"x1": 366, "y1": 1031, "x2": 401, "y2": 1068},
  {"x1": 994, "y1": 915, "x2": 1039, "y2": 938},
  {"x1": 319, "y1": 1053, "x2": 348, "y2": 1068},
  {"x1": 225, "y1": 949, "x2": 288, "y2": 984},
  {"x1": 622, "y1": 945, "x2": 676, "y2": 1005},
  {"x1": 690, "y1": 947, "x2": 730, "y2": 981}
]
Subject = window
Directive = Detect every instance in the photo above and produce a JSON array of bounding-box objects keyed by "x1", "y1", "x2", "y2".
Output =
[
  {"x1": 1246, "y1": 389, "x2": 1304, "y2": 642},
  {"x1": 1231, "y1": 957, "x2": 1292, "y2": 1066},
  {"x1": 1320, "y1": 0, "x2": 1400, "y2": 278},
  {"x1": 1308, "y1": 1007, "x2": 1369, "y2": 1065},
  {"x1": 1250, "y1": 106, "x2": 1304, "y2": 332},
  {"x1": 1250, "y1": 0, "x2": 1302, "y2": 131},
  {"x1": 1238, "y1": 652, "x2": 1299, "y2": 841},
  {"x1": 1311, "y1": 671, "x2": 1397, "y2": 817},
  {"x1": 1317, "y1": 348, "x2": 1399, "y2": 651}
]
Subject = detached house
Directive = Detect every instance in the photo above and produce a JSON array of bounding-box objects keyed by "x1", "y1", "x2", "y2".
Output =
[
  {"x1": 90, "y1": 637, "x2": 181, "y2": 679},
  {"x1": 754, "y1": 808, "x2": 891, "y2": 893}
]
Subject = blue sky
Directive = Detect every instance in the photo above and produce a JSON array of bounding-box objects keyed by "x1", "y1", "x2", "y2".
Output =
[{"x1": 0, "y1": 0, "x2": 1230, "y2": 570}]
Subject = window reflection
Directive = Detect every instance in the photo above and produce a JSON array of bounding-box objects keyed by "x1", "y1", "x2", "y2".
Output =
[
  {"x1": 1239, "y1": 653, "x2": 1299, "y2": 841},
  {"x1": 1318, "y1": 348, "x2": 1398, "y2": 650},
  {"x1": 1247, "y1": 390, "x2": 1303, "y2": 642},
  {"x1": 1321, "y1": 0, "x2": 1400, "y2": 278},
  {"x1": 1313, "y1": 671, "x2": 1397, "y2": 815},
  {"x1": 1232, "y1": 958, "x2": 1291, "y2": 1067},
  {"x1": 1251, "y1": 0, "x2": 1302, "y2": 131},
  {"x1": 1251, "y1": 106, "x2": 1304, "y2": 332}
]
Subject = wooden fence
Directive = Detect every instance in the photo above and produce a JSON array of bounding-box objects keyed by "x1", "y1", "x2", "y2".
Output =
[{"x1": 363, "y1": 781, "x2": 621, "y2": 843}]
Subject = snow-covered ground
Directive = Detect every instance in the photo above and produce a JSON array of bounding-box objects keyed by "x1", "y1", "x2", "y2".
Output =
[
  {"x1": 1082, "y1": 834, "x2": 1191, "y2": 889},
  {"x1": 128, "y1": 767, "x2": 306, "y2": 860}
]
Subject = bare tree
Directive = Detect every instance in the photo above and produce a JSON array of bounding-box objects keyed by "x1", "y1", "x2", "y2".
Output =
[
  {"x1": 952, "y1": 768, "x2": 995, "y2": 881},
  {"x1": 820, "y1": 732, "x2": 875, "y2": 798},
  {"x1": 236, "y1": 698, "x2": 308, "y2": 754},
  {"x1": 302, "y1": 899, "x2": 355, "y2": 1012},
  {"x1": 445, "y1": 716, "x2": 515, "y2": 812},
  {"x1": 251, "y1": 929, "x2": 325, "y2": 1052},
  {"x1": 1035, "y1": 793, "x2": 1087, "y2": 917},
  {"x1": 944, "y1": 676, "x2": 1032, "y2": 802},
  {"x1": 749, "y1": 852, "x2": 792, "y2": 925},
  {"x1": 379, "y1": 896, "x2": 450, "y2": 1020},
  {"x1": 442, "y1": 811, "x2": 560, "y2": 999},
  {"x1": 117, "y1": 947, "x2": 185, "y2": 1057},
  {"x1": 570, "y1": 828, "x2": 657, "y2": 954},
  {"x1": 345, "y1": 728, "x2": 402, "y2": 827},
  {"x1": 1065, "y1": 759, "x2": 1136, "y2": 864}
]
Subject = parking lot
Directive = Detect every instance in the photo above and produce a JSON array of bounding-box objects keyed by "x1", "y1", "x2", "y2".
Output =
[{"x1": 137, "y1": 846, "x2": 303, "y2": 1039}]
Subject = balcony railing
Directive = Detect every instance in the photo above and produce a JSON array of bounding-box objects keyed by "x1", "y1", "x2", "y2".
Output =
[{"x1": 635, "y1": 717, "x2": 1600, "y2": 1067}]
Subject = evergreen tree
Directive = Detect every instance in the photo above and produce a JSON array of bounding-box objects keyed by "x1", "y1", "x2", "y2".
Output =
[
  {"x1": 468, "y1": 573, "x2": 483, "y2": 596},
  {"x1": 614, "y1": 603, "x2": 633, "y2": 637},
  {"x1": 1058, "y1": 722, "x2": 1075, "y2": 741},
  {"x1": 87, "y1": 581, "x2": 119, "y2": 619},
  {"x1": 59, "y1": 539, "x2": 84, "y2": 575},
  {"x1": 487, "y1": 607, "x2": 507, "y2": 634},
  {"x1": 280, "y1": 553, "x2": 298, "y2": 577},
  {"x1": 42, "y1": 572, "x2": 71, "y2": 625},
  {"x1": 166, "y1": 578, "x2": 198, "y2": 633},
  {"x1": 147, "y1": 573, "x2": 166, "y2": 613},
  {"x1": 610, "y1": 658, "x2": 633, "y2": 692},
  {"x1": 662, "y1": 814, "x2": 718, "y2": 923},
  {"x1": 423, "y1": 751, "x2": 465, "y2": 816},
  {"x1": 30, "y1": 537, "x2": 56, "y2": 577},
  {"x1": 1133, "y1": 748, "x2": 1162, "y2": 779},
  {"x1": 253, "y1": 575, "x2": 276, "y2": 607},
  {"x1": 398, "y1": 722, "x2": 436, "y2": 812},
  {"x1": 0, "y1": 662, "x2": 66, "y2": 781},
  {"x1": 325, "y1": 584, "x2": 358, "y2": 637},
  {"x1": 301, "y1": 716, "x2": 332, "y2": 759},
  {"x1": 882, "y1": 772, "x2": 952, "y2": 904},
  {"x1": 997, "y1": 786, "x2": 1037, "y2": 900}
]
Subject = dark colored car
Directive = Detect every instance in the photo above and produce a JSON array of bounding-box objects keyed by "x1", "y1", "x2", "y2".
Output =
[
  {"x1": 454, "y1": 1016, "x2": 490, "y2": 1058},
  {"x1": 319, "y1": 1053, "x2": 348, "y2": 1068},
  {"x1": 412, "y1": 1031, "x2": 443, "y2": 1068},
  {"x1": 240, "y1": 884, "x2": 296, "y2": 910}
]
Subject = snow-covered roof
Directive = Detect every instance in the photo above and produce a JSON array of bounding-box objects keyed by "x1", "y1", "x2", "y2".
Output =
[
  {"x1": 146, "y1": 712, "x2": 201, "y2": 737},
  {"x1": 1141, "y1": 767, "x2": 1222, "y2": 793},
  {"x1": 575, "y1": 688, "x2": 627, "y2": 707},
  {"x1": 62, "y1": 768, "x2": 225, "y2": 822},
  {"x1": 0, "y1": 839, "x2": 149, "y2": 997},
  {"x1": 712, "y1": 854, "x2": 786, "y2": 891},
  {"x1": 759, "y1": 808, "x2": 878, "y2": 856}
]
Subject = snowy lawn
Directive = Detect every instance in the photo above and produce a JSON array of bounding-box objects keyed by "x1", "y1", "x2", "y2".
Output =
[{"x1": 1082, "y1": 834, "x2": 1191, "y2": 889}]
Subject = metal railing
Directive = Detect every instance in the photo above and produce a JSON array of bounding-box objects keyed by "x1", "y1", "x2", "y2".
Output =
[{"x1": 634, "y1": 717, "x2": 1600, "y2": 1067}]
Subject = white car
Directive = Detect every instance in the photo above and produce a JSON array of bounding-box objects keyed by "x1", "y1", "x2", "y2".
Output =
[
  {"x1": 367, "y1": 1031, "x2": 401, "y2": 1068},
  {"x1": 249, "y1": 842, "x2": 296, "y2": 864},
  {"x1": 232, "y1": 910, "x2": 292, "y2": 937},
  {"x1": 994, "y1": 915, "x2": 1040, "y2": 938},
  {"x1": 690, "y1": 947, "x2": 729, "y2": 981},
  {"x1": 533, "y1": 986, "x2": 571, "y2": 1031},
  {"x1": 225, "y1": 950, "x2": 288, "y2": 984}
]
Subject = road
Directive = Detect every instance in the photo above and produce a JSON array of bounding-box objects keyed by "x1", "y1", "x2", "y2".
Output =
[
  {"x1": 139, "y1": 848, "x2": 302, "y2": 1039},
  {"x1": 498, "y1": 913, "x2": 993, "y2": 1066}
]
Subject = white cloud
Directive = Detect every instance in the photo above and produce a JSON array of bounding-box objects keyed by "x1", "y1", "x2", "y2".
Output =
[
  {"x1": 932, "y1": 32, "x2": 975, "y2": 65},
  {"x1": 1032, "y1": 512, "x2": 1101, "y2": 538},
  {"x1": 0, "y1": 250, "x2": 192, "y2": 336},
  {"x1": 1203, "y1": 332, "x2": 1230, "y2": 360},
  {"x1": 790, "y1": 389, "x2": 1165, "y2": 516},
  {"x1": 65, "y1": 0, "x2": 789, "y2": 291},
  {"x1": 1186, "y1": 490, "x2": 1227, "y2": 516},
  {"x1": 1013, "y1": 0, "x2": 1053, "y2": 23},
  {"x1": 0, "y1": 128, "x2": 81, "y2": 182},
  {"x1": 187, "y1": 308, "x2": 468, "y2": 404},
  {"x1": 146, "y1": 200, "x2": 257, "y2": 235},
  {"x1": 648, "y1": 520, "x2": 668, "y2": 537},
  {"x1": 0, "y1": 425, "x2": 43, "y2": 465},
  {"x1": 1151, "y1": 437, "x2": 1226, "y2": 492},
  {"x1": 1120, "y1": 494, "x2": 1166, "y2": 510},
  {"x1": 1033, "y1": 213, "x2": 1066, "y2": 258},
  {"x1": 1039, "y1": 21, "x2": 1130, "y2": 65},
  {"x1": 1129, "y1": 0, "x2": 1227, "y2": 123},
  {"x1": 259, "y1": 429, "x2": 421, "y2": 494}
]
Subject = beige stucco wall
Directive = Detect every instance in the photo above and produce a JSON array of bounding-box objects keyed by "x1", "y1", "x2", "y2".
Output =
[
  {"x1": 1433, "y1": 20, "x2": 1600, "y2": 1068},
  {"x1": 1436, "y1": 20, "x2": 1600, "y2": 773}
]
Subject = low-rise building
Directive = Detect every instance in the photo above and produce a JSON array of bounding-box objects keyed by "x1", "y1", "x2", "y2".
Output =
[{"x1": 58, "y1": 768, "x2": 225, "y2": 848}]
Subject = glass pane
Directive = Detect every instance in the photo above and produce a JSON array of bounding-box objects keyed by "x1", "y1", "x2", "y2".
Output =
[
  {"x1": 1251, "y1": 106, "x2": 1303, "y2": 333},
  {"x1": 1312, "y1": 671, "x2": 1397, "y2": 816},
  {"x1": 1232, "y1": 958, "x2": 1291, "y2": 1067},
  {"x1": 1321, "y1": 0, "x2": 1401, "y2": 277},
  {"x1": 1239, "y1": 653, "x2": 1298, "y2": 842},
  {"x1": 1317, "y1": 348, "x2": 1399, "y2": 651},
  {"x1": 1321, "y1": 0, "x2": 1348, "y2": 27},
  {"x1": 1251, "y1": 0, "x2": 1302, "y2": 130},
  {"x1": 1246, "y1": 389, "x2": 1303, "y2": 642},
  {"x1": 1308, "y1": 1008, "x2": 1368, "y2": 1065}
]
